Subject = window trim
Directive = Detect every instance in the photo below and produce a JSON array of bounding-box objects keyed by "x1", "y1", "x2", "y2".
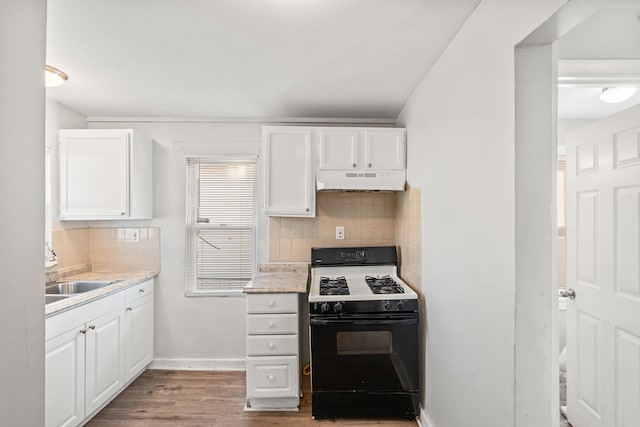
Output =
[{"x1": 185, "y1": 155, "x2": 258, "y2": 297}]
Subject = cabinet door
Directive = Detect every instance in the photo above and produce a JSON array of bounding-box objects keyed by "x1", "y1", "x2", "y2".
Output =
[
  {"x1": 124, "y1": 293, "x2": 154, "y2": 382},
  {"x1": 59, "y1": 129, "x2": 130, "y2": 219},
  {"x1": 45, "y1": 325, "x2": 85, "y2": 427},
  {"x1": 263, "y1": 127, "x2": 315, "y2": 217},
  {"x1": 246, "y1": 356, "x2": 299, "y2": 399},
  {"x1": 84, "y1": 307, "x2": 125, "y2": 415},
  {"x1": 317, "y1": 129, "x2": 359, "y2": 170},
  {"x1": 363, "y1": 129, "x2": 406, "y2": 170}
]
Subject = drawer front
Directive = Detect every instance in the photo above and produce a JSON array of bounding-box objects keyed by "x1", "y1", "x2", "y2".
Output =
[
  {"x1": 247, "y1": 314, "x2": 298, "y2": 335},
  {"x1": 246, "y1": 293, "x2": 298, "y2": 314},
  {"x1": 246, "y1": 355, "x2": 299, "y2": 398},
  {"x1": 247, "y1": 335, "x2": 298, "y2": 356},
  {"x1": 124, "y1": 279, "x2": 154, "y2": 303}
]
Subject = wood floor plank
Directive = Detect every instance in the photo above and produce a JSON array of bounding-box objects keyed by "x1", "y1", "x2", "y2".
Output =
[{"x1": 87, "y1": 370, "x2": 417, "y2": 427}]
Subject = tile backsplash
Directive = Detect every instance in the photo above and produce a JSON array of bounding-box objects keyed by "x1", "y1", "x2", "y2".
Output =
[
  {"x1": 51, "y1": 227, "x2": 160, "y2": 273},
  {"x1": 268, "y1": 188, "x2": 422, "y2": 291},
  {"x1": 268, "y1": 192, "x2": 397, "y2": 262},
  {"x1": 395, "y1": 186, "x2": 422, "y2": 292}
]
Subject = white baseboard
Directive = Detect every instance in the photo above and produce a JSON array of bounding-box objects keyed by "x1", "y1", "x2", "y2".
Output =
[
  {"x1": 417, "y1": 405, "x2": 435, "y2": 427},
  {"x1": 149, "y1": 358, "x2": 246, "y2": 371}
]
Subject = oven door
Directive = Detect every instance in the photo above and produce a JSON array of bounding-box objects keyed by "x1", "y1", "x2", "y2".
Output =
[{"x1": 310, "y1": 313, "x2": 419, "y2": 393}]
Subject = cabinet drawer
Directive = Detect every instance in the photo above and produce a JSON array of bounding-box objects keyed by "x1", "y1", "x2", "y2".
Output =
[
  {"x1": 247, "y1": 314, "x2": 297, "y2": 335},
  {"x1": 247, "y1": 293, "x2": 298, "y2": 314},
  {"x1": 246, "y1": 355, "x2": 299, "y2": 399},
  {"x1": 247, "y1": 335, "x2": 298, "y2": 356},
  {"x1": 124, "y1": 279, "x2": 154, "y2": 303}
]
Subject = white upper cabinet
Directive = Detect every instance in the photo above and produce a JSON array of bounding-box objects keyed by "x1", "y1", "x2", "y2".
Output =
[
  {"x1": 59, "y1": 129, "x2": 153, "y2": 220},
  {"x1": 363, "y1": 129, "x2": 406, "y2": 170},
  {"x1": 317, "y1": 129, "x2": 359, "y2": 170},
  {"x1": 316, "y1": 127, "x2": 406, "y2": 191},
  {"x1": 263, "y1": 127, "x2": 315, "y2": 217},
  {"x1": 318, "y1": 128, "x2": 405, "y2": 172}
]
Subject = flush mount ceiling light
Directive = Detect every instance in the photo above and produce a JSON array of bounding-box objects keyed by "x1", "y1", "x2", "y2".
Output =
[
  {"x1": 45, "y1": 65, "x2": 68, "y2": 87},
  {"x1": 599, "y1": 86, "x2": 637, "y2": 103}
]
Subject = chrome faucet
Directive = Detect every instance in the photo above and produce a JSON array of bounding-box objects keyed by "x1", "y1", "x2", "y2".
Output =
[{"x1": 45, "y1": 242, "x2": 57, "y2": 262}]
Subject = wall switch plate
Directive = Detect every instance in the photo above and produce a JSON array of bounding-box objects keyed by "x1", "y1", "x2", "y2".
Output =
[
  {"x1": 131, "y1": 228, "x2": 140, "y2": 242},
  {"x1": 336, "y1": 226, "x2": 345, "y2": 240}
]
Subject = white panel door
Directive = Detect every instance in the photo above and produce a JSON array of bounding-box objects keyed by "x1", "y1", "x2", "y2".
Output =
[
  {"x1": 45, "y1": 326, "x2": 85, "y2": 427},
  {"x1": 567, "y1": 105, "x2": 640, "y2": 427},
  {"x1": 84, "y1": 308, "x2": 125, "y2": 416}
]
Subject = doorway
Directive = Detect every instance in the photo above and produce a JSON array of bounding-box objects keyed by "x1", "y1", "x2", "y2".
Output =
[{"x1": 515, "y1": 3, "x2": 640, "y2": 427}]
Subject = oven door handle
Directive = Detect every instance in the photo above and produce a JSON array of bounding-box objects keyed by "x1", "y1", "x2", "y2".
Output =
[{"x1": 310, "y1": 317, "x2": 418, "y2": 326}]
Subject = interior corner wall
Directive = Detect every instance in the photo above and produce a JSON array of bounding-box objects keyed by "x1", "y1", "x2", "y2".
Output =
[
  {"x1": 395, "y1": 0, "x2": 565, "y2": 426},
  {"x1": 84, "y1": 121, "x2": 264, "y2": 365},
  {"x1": 0, "y1": 1, "x2": 46, "y2": 425}
]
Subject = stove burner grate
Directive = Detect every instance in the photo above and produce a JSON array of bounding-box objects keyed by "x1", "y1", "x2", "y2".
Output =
[
  {"x1": 319, "y1": 276, "x2": 349, "y2": 295},
  {"x1": 365, "y1": 275, "x2": 405, "y2": 294}
]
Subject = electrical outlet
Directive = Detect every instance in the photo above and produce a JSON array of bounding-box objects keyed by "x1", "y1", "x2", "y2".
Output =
[
  {"x1": 131, "y1": 228, "x2": 140, "y2": 242},
  {"x1": 336, "y1": 226, "x2": 345, "y2": 240}
]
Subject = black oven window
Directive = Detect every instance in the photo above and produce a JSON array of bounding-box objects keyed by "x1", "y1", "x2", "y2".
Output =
[{"x1": 336, "y1": 331, "x2": 392, "y2": 355}]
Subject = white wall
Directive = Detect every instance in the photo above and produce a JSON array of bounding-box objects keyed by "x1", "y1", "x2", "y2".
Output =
[
  {"x1": 0, "y1": 1, "x2": 46, "y2": 425},
  {"x1": 396, "y1": 1, "x2": 565, "y2": 426},
  {"x1": 84, "y1": 121, "x2": 265, "y2": 366},
  {"x1": 559, "y1": 7, "x2": 640, "y2": 59}
]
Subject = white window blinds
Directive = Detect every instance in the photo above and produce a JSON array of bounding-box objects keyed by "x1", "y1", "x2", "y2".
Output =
[{"x1": 185, "y1": 157, "x2": 257, "y2": 295}]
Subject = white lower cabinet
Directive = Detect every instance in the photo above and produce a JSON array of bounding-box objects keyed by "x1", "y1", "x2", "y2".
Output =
[
  {"x1": 124, "y1": 280, "x2": 154, "y2": 383},
  {"x1": 245, "y1": 293, "x2": 300, "y2": 410},
  {"x1": 45, "y1": 324, "x2": 85, "y2": 427},
  {"x1": 84, "y1": 307, "x2": 125, "y2": 416},
  {"x1": 45, "y1": 279, "x2": 154, "y2": 427}
]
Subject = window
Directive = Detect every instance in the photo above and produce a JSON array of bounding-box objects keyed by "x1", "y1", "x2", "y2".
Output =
[{"x1": 185, "y1": 157, "x2": 257, "y2": 295}]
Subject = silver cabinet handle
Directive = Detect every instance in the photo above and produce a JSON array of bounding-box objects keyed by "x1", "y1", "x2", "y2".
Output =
[
  {"x1": 88, "y1": 325, "x2": 96, "y2": 330},
  {"x1": 138, "y1": 289, "x2": 145, "y2": 293},
  {"x1": 352, "y1": 163, "x2": 357, "y2": 168},
  {"x1": 558, "y1": 288, "x2": 576, "y2": 299},
  {"x1": 79, "y1": 328, "x2": 87, "y2": 334},
  {"x1": 126, "y1": 307, "x2": 133, "y2": 311}
]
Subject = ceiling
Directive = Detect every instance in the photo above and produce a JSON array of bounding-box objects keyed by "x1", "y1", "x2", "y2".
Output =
[
  {"x1": 46, "y1": 0, "x2": 480, "y2": 120},
  {"x1": 557, "y1": 7, "x2": 640, "y2": 120}
]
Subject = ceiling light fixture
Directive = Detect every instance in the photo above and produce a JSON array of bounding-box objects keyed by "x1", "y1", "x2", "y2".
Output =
[
  {"x1": 599, "y1": 86, "x2": 637, "y2": 104},
  {"x1": 45, "y1": 65, "x2": 68, "y2": 87}
]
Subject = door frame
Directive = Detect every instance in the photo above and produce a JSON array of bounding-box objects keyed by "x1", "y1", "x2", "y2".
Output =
[{"x1": 512, "y1": 1, "x2": 624, "y2": 426}]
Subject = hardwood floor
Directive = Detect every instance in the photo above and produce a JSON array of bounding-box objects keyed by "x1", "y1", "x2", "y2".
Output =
[{"x1": 87, "y1": 370, "x2": 418, "y2": 427}]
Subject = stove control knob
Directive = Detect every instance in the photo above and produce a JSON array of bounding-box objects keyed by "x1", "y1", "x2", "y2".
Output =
[
  {"x1": 334, "y1": 302, "x2": 343, "y2": 313},
  {"x1": 383, "y1": 302, "x2": 392, "y2": 311},
  {"x1": 320, "y1": 302, "x2": 330, "y2": 313},
  {"x1": 397, "y1": 302, "x2": 403, "y2": 310}
]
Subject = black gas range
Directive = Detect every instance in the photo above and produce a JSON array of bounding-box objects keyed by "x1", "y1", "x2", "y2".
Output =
[{"x1": 308, "y1": 246, "x2": 420, "y2": 420}]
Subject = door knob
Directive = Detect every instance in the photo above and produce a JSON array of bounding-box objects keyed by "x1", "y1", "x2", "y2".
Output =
[{"x1": 558, "y1": 288, "x2": 576, "y2": 299}]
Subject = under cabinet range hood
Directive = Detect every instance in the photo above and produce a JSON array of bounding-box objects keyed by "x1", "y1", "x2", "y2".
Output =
[
  {"x1": 316, "y1": 169, "x2": 406, "y2": 191},
  {"x1": 315, "y1": 127, "x2": 407, "y2": 191}
]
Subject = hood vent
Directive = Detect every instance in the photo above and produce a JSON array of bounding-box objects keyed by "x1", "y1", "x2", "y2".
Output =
[{"x1": 316, "y1": 169, "x2": 405, "y2": 191}]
